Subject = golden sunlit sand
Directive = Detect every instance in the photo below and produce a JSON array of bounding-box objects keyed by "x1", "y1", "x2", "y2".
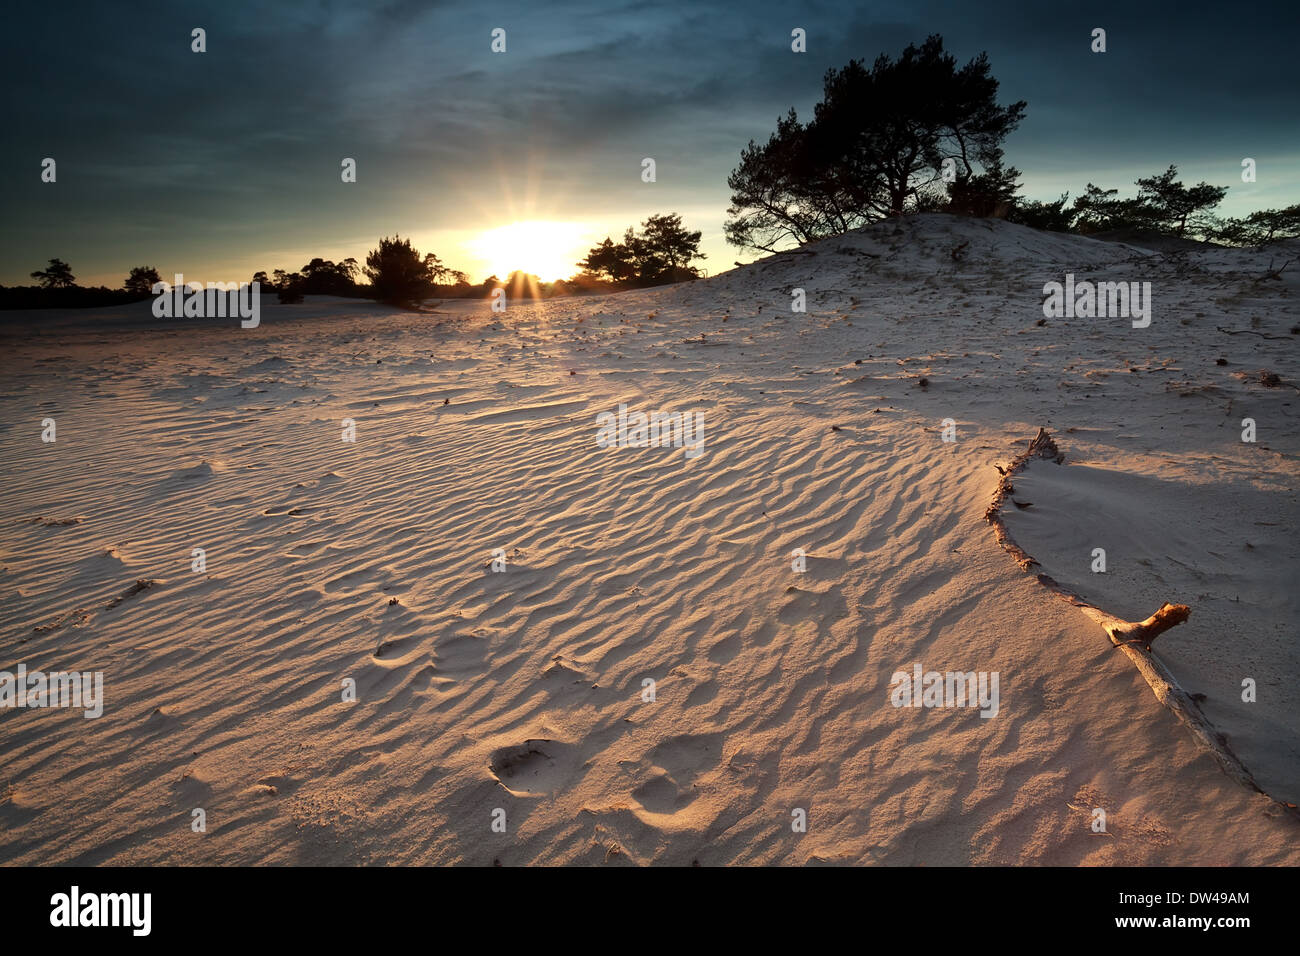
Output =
[{"x1": 2, "y1": 215, "x2": 1297, "y2": 864}]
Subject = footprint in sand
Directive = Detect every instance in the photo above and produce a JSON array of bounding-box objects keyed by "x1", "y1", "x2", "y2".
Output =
[
  {"x1": 431, "y1": 630, "x2": 492, "y2": 676},
  {"x1": 629, "y1": 732, "x2": 726, "y2": 816},
  {"x1": 632, "y1": 772, "x2": 693, "y2": 814},
  {"x1": 166, "y1": 460, "x2": 224, "y2": 482},
  {"x1": 488, "y1": 740, "x2": 580, "y2": 796}
]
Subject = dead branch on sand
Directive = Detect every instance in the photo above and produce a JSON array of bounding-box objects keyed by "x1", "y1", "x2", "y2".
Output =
[
  {"x1": 1253, "y1": 258, "x2": 1293, "y2": 282},
  {"x1": 1215, "y1": 326, "x2": 1292, "y2": 340},
  {"x1": 985, "y1": 428, "x2": 1297, "y2": 815}
]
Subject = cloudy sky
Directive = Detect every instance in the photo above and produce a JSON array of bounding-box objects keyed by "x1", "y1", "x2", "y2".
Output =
[{"x1": 2, "y1": 0, "x2": 1296, "y2": 286}]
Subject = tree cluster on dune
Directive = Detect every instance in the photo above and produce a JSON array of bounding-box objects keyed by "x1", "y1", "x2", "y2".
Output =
[{"x1": 723, "y1": 33, "x2": 1299, "y2": 253}]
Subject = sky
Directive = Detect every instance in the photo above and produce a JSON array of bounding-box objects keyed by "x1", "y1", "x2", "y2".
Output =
[{"x1": 1, "y1": 0, "x2": 1297, "y2": 287}]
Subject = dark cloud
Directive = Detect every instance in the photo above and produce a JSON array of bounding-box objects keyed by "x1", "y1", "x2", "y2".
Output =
[{"x1": 1, "y1": 0, "x2": 1295, "y2": 284}]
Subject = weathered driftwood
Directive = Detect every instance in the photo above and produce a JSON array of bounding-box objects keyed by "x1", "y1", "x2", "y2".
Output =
[{"x1": 986, "y1": 428, "x2": 1297, "y2": 816}]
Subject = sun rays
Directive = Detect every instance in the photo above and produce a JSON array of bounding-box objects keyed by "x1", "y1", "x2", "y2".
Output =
[{"x1": 465, "y1": 220, "x2": 590, "y2": 283}]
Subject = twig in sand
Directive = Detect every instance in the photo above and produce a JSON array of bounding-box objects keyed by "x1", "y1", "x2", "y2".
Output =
[
  {"x1": 984, "y1": 428, "x2": 1297, "y2": 817},
  {"x1": 1253, "y1": 258, "x2": 1293, "y2": 282},
  {"x1": 1215, "y1": 326, "x2": 1291, "y2": 340}
]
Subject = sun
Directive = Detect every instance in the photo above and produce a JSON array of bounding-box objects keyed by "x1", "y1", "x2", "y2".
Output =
[{"x1": 466, "y1": 220, "x2": 589, "y2": 282}]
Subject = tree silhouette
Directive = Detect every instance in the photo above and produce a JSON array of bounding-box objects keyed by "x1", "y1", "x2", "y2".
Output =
[
  {"x1": 364, "y1": 236, "x2": 440, "y2": 305},
  {"x1": 278, "y1": 272, "x2": 305, "y2": 303},
  {"x1": 1072, "y1": 183, "x2": 1129, "y2": 233},
  {"x1": 30, "y1": 258, "x2": 76, "y2": 289},
  {"x1": 1008, "y1": 193, "x2": 1074, "y2": 232},
  {"x1": 298, "y1": 257, "x2": 361, "y2": 295},
  {"x1": 578, "y1": 214, "x2": 704, "y2": 286},
  {"x1": 124, "y1": 266, "x2": 161, "y2": 295},
  {"x1": 1133, "y1": 165, "x2": 1227, "y2": 237},
  {"x1": 1071, "y1": 166, "x2": 1229, "y2": 238},
  {"x1": 945, "y1": 151, "x2": 1021, "y2": 217},
  {"x1": 725, "y1": 109, "x2": 856, "y2": 251},
  {"x1": 579, "y1": 237, "x2": 637, "y2": 283},
  {"x1": 1213, "y1": 204, "x2": 1300, "y2": 247},
  {"x1": 638, "y1": 213, "x2": 705, "y2": 279},
  {"x1": 726, "y1": 35, "x2": 1025, "y2": 251},
  {"x1": 421, "y1": 252, "x2": 456, "y2": 286}
]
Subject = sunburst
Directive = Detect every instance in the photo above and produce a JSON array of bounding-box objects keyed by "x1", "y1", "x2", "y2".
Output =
[{"x1": 466, "y1": 220, "x2": 589, "y2": 284}]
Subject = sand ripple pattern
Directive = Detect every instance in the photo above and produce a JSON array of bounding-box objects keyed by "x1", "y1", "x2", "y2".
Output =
[{"x1": 2, "y1": 215, "x2": 1296, "y2": 864}]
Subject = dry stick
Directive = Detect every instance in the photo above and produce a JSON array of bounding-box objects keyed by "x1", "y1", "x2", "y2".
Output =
[
  {"x1": 985, "y1": 428, "x2": 1298, "y2": 817},
  {"x1": 1253, "y1": 257, "x2": 1293, "y2": 282},
  {"x1": 1215, "y1": 326, "x2": 1291, "y2": 340}
]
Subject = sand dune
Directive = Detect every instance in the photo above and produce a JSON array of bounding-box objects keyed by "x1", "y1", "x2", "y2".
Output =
[{"x1": 1, "y1": 215, "x2": 1296, "y2": 865}]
